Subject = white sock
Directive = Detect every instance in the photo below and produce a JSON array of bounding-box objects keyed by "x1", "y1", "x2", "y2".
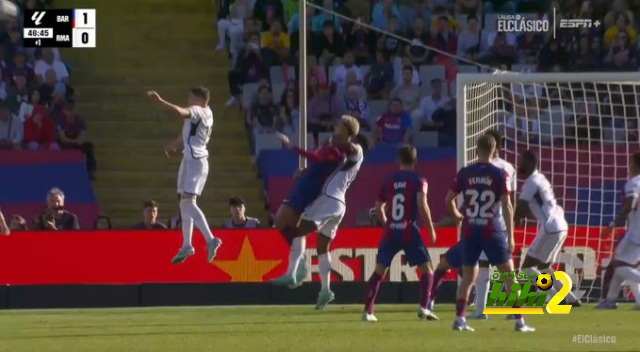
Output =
[
  {"x1": 617, "y1": 266, "x2": 640, "y2": 284},
  {"x1": 626, "y1": 281, "x2": 640, "y2": 305},
  {"x1": 285, "y1": 237, "x2": 306, "y2": 276},
  {"x1": 319, "y1": 253, "x2": 332, "y2": 292},
  {"x1": 474, "y1": 267, "x2": 490, "y2": 313},
  {"x1": 180, "y1": 210, "x2": 194, "y2": 250},
  {"x1": 606, "y1": 270, "x2": 625, "y2": 301},
  {"x1": 180, "y1": 198, "x2": 214, "y2": 244}
]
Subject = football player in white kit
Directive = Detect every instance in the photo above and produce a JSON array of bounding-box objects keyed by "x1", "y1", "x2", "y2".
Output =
[
  {"x1": 472, "y1": 130, "x2": 518, "y2": 319},
  {"x1": 272, "y1": 115, "x2": 366, "y2": 310},
  {"x1": 515, "y1": 150, "x2": 580, "y2": 305},
  {"x1": 147, "y1": 87, "x2": 222, "y2": 264},
  {"x1": 0, "y1": 209, "x2": 9, "y2": 236},
  {"x1": 598, "y1": 152, "x2": 640, "y2": 309}
]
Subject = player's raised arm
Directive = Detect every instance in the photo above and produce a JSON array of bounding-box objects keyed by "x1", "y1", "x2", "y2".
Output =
[
  {"x1": 417, "y1": 181, "x2": 437, "y2": 244},
  {"x1": 147, "y1": 91, "x2": 191, "y2": 118},
  {"x1": 275, "y1": 133, "x2": 344, "y2": 163}
]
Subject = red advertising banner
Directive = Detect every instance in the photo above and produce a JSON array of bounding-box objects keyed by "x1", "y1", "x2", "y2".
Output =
[{"x1": 0, "y1": 227, "x2": 619, "y2": 285}]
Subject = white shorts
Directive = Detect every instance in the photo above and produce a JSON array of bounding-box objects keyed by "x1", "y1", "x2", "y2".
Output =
[
  {"x1": 177, "y1": 157, "x2": 209, "y2": 196},
  {"x1": 302, "y1": 195, "x2": 345, "y2": 239},
  {"x1": 614, "y1": 233, "x2": 640, "y2": 266},
  {"x1": 527, "y1": 228, "x2": 568, "y2": 264}
]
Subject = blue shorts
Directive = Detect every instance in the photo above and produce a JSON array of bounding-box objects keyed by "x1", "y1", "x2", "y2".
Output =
[
  {"x1": 444, "y1": 242, "x2": 462, "y2": 271},
  {"x1": 282, "y1": 187, "x2": 320, "y2": 214},
  {"x1": 376, "y1": 228, "x2": 431, "y2": 267},
  {"x1": 460, "y1": 230, "x2": 511, "y2": 267}
]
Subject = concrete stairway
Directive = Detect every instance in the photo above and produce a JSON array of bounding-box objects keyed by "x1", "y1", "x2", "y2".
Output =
[{"x1": 58, "y1": 0, "x2": 267, "y2": 228}]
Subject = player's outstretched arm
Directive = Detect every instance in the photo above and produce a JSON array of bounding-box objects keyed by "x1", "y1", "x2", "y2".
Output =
[
  {"x1": 501, "y1": 194, "x2": 514, "y2": 253},
  {"x1": 0, "y1": 210, "x2": 10, "y2": 236},
  {"x1": 147, "y1": 91, "x2": 191, "y2": 118},
  {"x1": 418, "y1": 187, "x2": 437, "y2": 244},
  {"x1": 601, "y1": 197, "x2": 635, "y2": 237}
]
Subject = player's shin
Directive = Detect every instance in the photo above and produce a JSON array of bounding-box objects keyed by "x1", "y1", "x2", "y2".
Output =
[
  {"x1": 606, "y1": 269, "x2": 625, "y2": 301},
  {"x1": 474, "y1": 267, "x2": 491, "y2": 314},
  {"x1": 601, "y1": 261, "x2": 618, "y2": 300},
  {"x1": 364, "y1": 270, "x2": 384, "y2": 315},
  {"x1": 430, "y1": 267, "x2": 449, "y2": 303},
  {"x1": 180, "y1": 211, "x2": 194, "y2": 249},
  {"x1": 419, "y1": 270, "x2": 434, "y2": 309},
  {"x1": 180, "y1": 198, "x2": 214, "y2": 243},
  {"x1": 318, "y1": 253, "x2": 332, "y2": 292},
  {"x1": 616, "y1": 266, "x2": 640, "y2": 284},
  {"x1": 286, "y1": 236, "x2": 306, "y2": 276}
]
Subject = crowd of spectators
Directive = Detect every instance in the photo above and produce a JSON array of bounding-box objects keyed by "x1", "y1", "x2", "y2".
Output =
[
  {"x1": 219, "y1": 0, "x2": 640, "y2": 151},
  {"x1": 0, "y1": 1, "x2": 96, "y2": 180}
]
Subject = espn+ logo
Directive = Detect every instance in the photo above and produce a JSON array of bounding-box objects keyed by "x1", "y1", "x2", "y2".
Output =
[{"x1": 483, "y1": 270, "x2": 573, "y2": 315}]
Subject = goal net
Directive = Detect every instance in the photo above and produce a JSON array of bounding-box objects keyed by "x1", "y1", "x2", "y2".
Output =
[{"x1": 457, "y1": 72, "x2": 640, "y2": 303}]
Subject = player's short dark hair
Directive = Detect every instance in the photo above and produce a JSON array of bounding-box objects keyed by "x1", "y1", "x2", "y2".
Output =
[
  {"x1": 229, "y1": 196, "x2": 245, "y2": 207},
  {"x1": 353, "y1": 134, "x2": 370, "y2": 153},
  {"x1": 143, "y1": 200, "x2": 158, "y2": 209},
  {"x1": 476, "y1": 134, "x2": 496, "y2": 155},
  {"x1": 190, "y1": 86, "x2": 210, "y2": 101},
  {"x1": 397, "y1": 144, "x2": 418, "y2": 166},
  {"x1": 632, "y1": 152, "x2": 640, "y2": 169},
  {"x1": 484, "y1": 130, "x2": 504, "y2": 150},
  {"x1": 522, "y1": 150, "x2": 538, "y2": 168}
]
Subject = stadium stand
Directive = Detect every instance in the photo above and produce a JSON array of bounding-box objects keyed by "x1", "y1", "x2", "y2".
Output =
[
  {"x1": 216, "y1": 0, "x2": 640, "y2": 228},
  {"x1": 0, "y1": 150, "x2": 100, "y2": 229}
]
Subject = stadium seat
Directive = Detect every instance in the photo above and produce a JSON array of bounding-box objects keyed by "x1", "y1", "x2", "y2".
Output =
[
  {"x1": 368, "y1": 100, "x2": 388, "y2": 120},
  {"x1": 412, "y1": 131, "x2": 439, "y2": 148},
  {"x1": 270, "y1": 66, "x2": 295, "y2": 84},
  {"x1": 254, "y1": 133, "x2": 284, "y2": 156},
  {"x1": 242, "y1": 83, "x2": 259, "y2": 108},
  {"x1": 483, "y1": 14, "x2": 500, "y2": 31},
  {"x1": 418, "y1": 65, "x2": 445, "y2": 84},
  {"x1": 512, "y1": 64, "x2": 536, "y2": 72},
  {"x1": 458, "y1": 65, "x2": 478, "y2": 73},
  {"x1": 272, "y1": 83, "x2": 285, "y2": 103}
]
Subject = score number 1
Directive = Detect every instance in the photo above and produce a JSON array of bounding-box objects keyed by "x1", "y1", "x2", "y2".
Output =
[{"x1": 73, "y1": 9, "x2": 96, "y2": 48}]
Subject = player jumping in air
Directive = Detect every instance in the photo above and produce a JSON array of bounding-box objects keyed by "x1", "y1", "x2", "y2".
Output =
[
  {"x1": 362, "y1": 145, "x2": 438, "y2": 322},
  {"x1": 597, "y1": 152, "x2": 640, "y2": 309},
  {"x1": 147, "y1": 87, "x2": 222, "y2": 264},
  {"x1": 515, "y1": 150, "x2": 581, "y2": 306},
  {"x1": 445, "y1": 134, "x2": 534, "y2": 332},
  {"x1": 271, "y1": 116, "x2": 362, "y2": 298}
]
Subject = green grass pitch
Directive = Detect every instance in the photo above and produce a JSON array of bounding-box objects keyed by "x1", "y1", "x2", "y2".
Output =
[{"x1": 0, "y1": 304, "x2": 637, "y2": 351}]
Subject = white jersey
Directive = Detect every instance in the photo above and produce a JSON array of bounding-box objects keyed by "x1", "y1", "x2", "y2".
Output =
[
  {"x1": 322, "y1": 144, "x2": 364, "y2": 203},
  {"x1": 623, "y1": 175, "x2": 640, "y2": 244},
  {"x1": 520, "y1": 170, "x2": 567, "y2": 233},
  {"x1": 182, "y1": 105, "x2": 214, "y2": 160},
  {"x1": 491, "y1": 157, "x2": 516, "y2": 218}
]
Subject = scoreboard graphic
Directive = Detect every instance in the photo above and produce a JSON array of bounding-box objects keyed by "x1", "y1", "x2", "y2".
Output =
[{"x1": 23, "y1": 9, "x2": 96, "y2": 48}]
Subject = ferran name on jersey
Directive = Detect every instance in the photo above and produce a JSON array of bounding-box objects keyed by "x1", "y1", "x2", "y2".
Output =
[{"x1": 468, "y1": 218, "x2": 489, "y2": 226}]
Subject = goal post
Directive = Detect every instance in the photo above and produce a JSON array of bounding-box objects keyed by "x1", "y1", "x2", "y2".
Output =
[{"x1": 456, "y1": 71, "x2": 640, "y2": 302}]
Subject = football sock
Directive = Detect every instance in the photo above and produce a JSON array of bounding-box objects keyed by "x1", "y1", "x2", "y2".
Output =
[
  {"x1": 430, "y1": 268, "x2": 448, "y2": 302},
  {"x1": 455, "y1": 299, "x2": 467, "y2": 318},
  {"x1": 180, "y1": 210, "x2": 194, "y2": 250},
  {"x1": 474, "y1": 267, "x2": 490, "y2": 314},
  {"x1": 180, "y1": 198, "x2": 214, "y2": 244},
  {"x1": 606, "y1": 269, "x2": 625, "y2": 301},
  {"x1": 601, "y1": 261, "x2": 617, "y2": 300},
  {"x1": 628, "y1": 282, "x2": 640, "y2": 305},
  {"x1": 318, "y1": 253, "x2": 332, "y2": 292},
  {"x1": 286, "y1": 236, "x2": 306, "y2": 276},
  {"x1": 364, "y1": 272, "x2": 383, "y2": 314},
  {"x1": 617, "y1": 266, "x2": 640, "y2": 284},
  {"x1": 419, "y1": 272, "x2": 434, "y2": 309}
]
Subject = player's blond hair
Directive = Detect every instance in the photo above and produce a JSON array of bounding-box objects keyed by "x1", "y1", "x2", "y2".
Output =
[{"x1": 340, "y1": 115, "x2": 360, "y2": 137}]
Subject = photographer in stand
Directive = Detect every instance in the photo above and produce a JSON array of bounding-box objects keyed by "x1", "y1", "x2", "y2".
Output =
[{"x1": 34, "y1": 188, "x2": 80, "y2": 231}]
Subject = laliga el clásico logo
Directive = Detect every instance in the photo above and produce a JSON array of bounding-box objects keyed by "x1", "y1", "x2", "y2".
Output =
[{"x1": 483, "y1": 270, "x2": 573, "y2": 315}]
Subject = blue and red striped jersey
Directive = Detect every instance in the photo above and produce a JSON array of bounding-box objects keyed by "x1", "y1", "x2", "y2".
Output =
[
  {"x1": 451, "y1": 162, "x2": 511, "y2": 238},
  {"x1": 378, "y1": 170, "x2": 427, "y2": 239}
]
